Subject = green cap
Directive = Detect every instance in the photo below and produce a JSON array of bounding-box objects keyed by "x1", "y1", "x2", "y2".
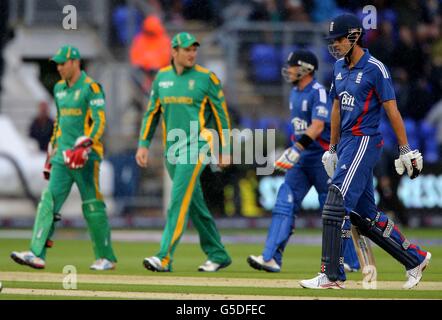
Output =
[
  {"x1": 51, "y1": 45, "x2": 81, "y2": 63},
  {"x1": 171, "y1": 32, "x2": 200, "y2": 48}
]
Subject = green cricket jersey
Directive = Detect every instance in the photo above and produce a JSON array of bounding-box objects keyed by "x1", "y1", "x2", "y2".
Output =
[
  {"x1": 50, "y1": 71, "x2": 106, "y2": 164},
  {"x1": 138, "y1": 64, "x2": 231, "y2": 157}
]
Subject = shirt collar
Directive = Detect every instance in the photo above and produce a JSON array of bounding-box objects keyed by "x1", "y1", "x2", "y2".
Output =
[
  {"x1": 172, "y1": 60, "x2": 194, "y2": 75},
  {"x1": 67, "y1": 71, "x2": 87, "y2": 90},
  {"x1": 343, "y1": 48, "x2": 370, "y2": 69},
  {"x1": 296, "y1": 78, "x2": 315, "y2": 92}
]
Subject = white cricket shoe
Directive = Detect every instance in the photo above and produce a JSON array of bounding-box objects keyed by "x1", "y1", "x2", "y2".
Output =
[
  {"x1": 247, "y1": 255, "x2": 281, "y2": 273},
  {"x1": 90, "y1": 259, "x2": 116, "y2": 271},
  {"x1": 299, "y1": 273, "x2": 345, "y2": 289},
  {"x1": 143, "y1": 256, "x2": 170, "y2": 272},
  {"x1": 10, "y1": 251, "x2": 45, "y2": 269},
  {"x1": 403, "y1": 251, "x2": 432, "y2": 289},
  {"x1": 198, "y1": 260, "x2": 231, "y2": 272}
]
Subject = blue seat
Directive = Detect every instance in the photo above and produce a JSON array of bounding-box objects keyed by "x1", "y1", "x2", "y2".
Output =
[
  {"x1": 250, "y1": 44, "x2": 281, "y2": 83},
  {"x1": 420, "y1": 120, "x2": 439, "y2": 163},
  {"x1": 404, "y1": 119, "x2": 419, "y2": 150},
  {"x1": 112, "y1": 5, "x2": 144, "y2": 45}
]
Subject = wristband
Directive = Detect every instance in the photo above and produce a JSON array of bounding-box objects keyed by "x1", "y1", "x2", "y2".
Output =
[
  {"x1": 399, "y1": 144, "x2": 411, "y2": 155},
  {"x1": 329, "y1": 144, "x2": 337, "y2": 153},
  {"x1": 297, "y1": 134, "x2": 314, "y2": 149}
]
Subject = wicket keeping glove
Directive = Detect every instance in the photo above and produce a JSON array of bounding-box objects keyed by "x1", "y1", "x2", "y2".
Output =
[
  {"x1": 63, "y1": 136, "x2": 93, "y2": 169},
  {"x1": 394, "y1": 145, "x2": 423, "y2": 179},
  {"x1": 274, "y1": 145, "x2": 302, "y2": 172},
  {"x1": 322, "y1": 144, "x2": 338, "y2": 178}
]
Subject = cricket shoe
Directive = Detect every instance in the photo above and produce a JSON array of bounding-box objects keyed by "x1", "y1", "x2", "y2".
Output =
[
  {"x1": 10, "y1": 251, "x2": 45, "y2": 269},
  {"x1": 90, "y1": 259, "x2": 116, "y2": 271},
  {"x1": 247, "y1": 255, "x2": 281, "y2": 273},
  {"x1": 403, "y1": 251, "x2": 431, "y2": 289},
  {"x1": 299, "y1": 273, "x2": 345, "y2": 289},
  {"x1": 143, "y1": 256, "x2": 170, "y2": 272},
  {"x1": 344, "y1": 263, "x2": 359, "y2": 273},
  {"x1": 198, "y1": 259, "x2": 231, "y2": 272}
]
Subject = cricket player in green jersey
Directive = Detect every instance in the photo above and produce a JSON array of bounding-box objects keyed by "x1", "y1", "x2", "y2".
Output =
[
  {"x1": 11, "y1": 45, "x2": 117, "y2": 270},
  {"x1": 136, "y1": 32, "x2": 232, "y2": 272}
]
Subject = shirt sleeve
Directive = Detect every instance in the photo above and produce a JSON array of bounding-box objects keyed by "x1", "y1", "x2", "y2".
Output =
[
  {"x1": 311, "y1": 86, "x2": 330, "y2": 123},
  {"x1": 207, "y1": 72, "x2": 231, "y2": 155},
  {"x1": 86, "y1": 82, "x2": 106, "y2": 143},
  {"x1": 138, "y1": 78, "x2": 162, "y2": 148},
  {"x1": 49, "y1": 87, "x2": 60, "y2": 150},
  {"x1": 374, "y1": 64, "x2": 396, "y2": 102}
]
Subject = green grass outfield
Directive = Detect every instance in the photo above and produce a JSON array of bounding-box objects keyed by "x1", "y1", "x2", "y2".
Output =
[{"x1": 0, "y1": 228, "x2": 441, "y2": 300}]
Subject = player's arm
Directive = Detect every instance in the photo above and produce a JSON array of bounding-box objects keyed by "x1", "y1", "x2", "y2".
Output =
[
  {"x1": 329, "y1": 98, "x2": 341, "y2": 147},
  {"x1": 383, "y1": 100, "x2": 408, "y2": 146},
  {"x1": 321, "y1": 80, "x2": 340, "y2": 178},
  {"x1": 383, "y1": 99, "x2": 423, "y2": 179},
  {"x1": 377, "y1": 65, "x2": 423, "y2": 179},
  {"x1": 44, "y1": 90, "x2": 60, "y2": 179},
  {"x1": 86, "y1": 82, "x2": 106, "y2": 143},
  {"x1": 136, "y1": 78, "x2": 162, "y2": 167},
  {"x1": 207, "y1": 72, "x2": 231, "y2": 166}
]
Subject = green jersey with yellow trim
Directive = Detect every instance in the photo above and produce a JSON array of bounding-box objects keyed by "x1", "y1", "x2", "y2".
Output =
[
  {"x1": 138, "y1": 64, "x2": 231, "y2": 157},
  {"x1": 50, "y1": 71, "x2": 106, "y2": 164}
]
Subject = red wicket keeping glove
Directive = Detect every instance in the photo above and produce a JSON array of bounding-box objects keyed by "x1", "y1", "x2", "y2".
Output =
[{"x1": 63, "y1": 136, "x2": 93, "y2": 169}]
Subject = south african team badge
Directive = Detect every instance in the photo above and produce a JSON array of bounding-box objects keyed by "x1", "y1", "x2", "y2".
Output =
[{"x1": 188, "y1": 79, "x2": 195, "y2": 90}]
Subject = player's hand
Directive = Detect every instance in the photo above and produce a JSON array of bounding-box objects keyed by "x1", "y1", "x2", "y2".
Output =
[
  {"x1": 136, "y1": 147, "x2": 149, "y2": 168},
  {"x1": 274, "y1": 145, "x2": 302, "y2": 172},
  {"x1": 43, "y1": 144, "x2": 55, "y2": 180},
  {"x1": 63, "y1": 136, "x2": 93, "y2": 169},
  {"x1": 43, "y1": 154, "x2": 51, "y2": 180},
  {"x1": 322, "y1": 149, "x2": 338, "y2": 178},
  {"x1": 394, "y1": 149, "x2": 423, "y2": 179}
]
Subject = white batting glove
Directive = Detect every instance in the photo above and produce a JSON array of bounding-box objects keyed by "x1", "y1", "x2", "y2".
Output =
[
  {"x1": 394, "y1": 145, "x2": 423, "y2": 179},
  {"x1": 274, "y1": 145, "x2": 302, "y2": 172},
  {"x1": 322, "y1": 145, "x2": 338, "y2": 178}
]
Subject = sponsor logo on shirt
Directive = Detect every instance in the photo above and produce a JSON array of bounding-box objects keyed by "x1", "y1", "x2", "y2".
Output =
[
  {"x1": 292, "y1": 117, "x2": 308, "y2": 135},
  {"x1": 56, "y1": 91, "x2": 67, "y2": 99},
  {"x1": 163, "y1": 96, "x2": 193, "y2": 104},
  {"x1": 316, "y1": 105, "x2": 329, "y2": 118},
  {"x1": 61, "y1": 108, "x2": 82, "y2": 116},
  {"x1": 336, "y1": 72, "x2": 342, "y2": 80},
  {"x1": 159, "y1": 81, "x2": 174, "y2": 88},
  {"x1": 339, "y1": 91, "x2": 355, "y2": 111},
  {"x1": 90, "y1": 98, "x2": 105, "y2": 107}
]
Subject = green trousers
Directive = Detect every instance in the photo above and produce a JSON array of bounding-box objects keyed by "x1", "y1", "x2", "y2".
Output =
[
  {"x1": 156, "y1": 158, "x2": 231, "y2": 269},
  {"x1": 30, "y1": 160, "x2": 117, "y2": 262}
]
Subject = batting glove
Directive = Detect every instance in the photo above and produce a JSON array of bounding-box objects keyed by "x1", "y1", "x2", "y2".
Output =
[
  {"x1": 394, "y1": 145, "x2": 423, "y2": 179},
  {"x1": 274, "y1": 145, "x2": 302, "y2": 172},
  {"x1": 322, "y1": 144, "x2": 338, "y2": 178},
  {"x1": 63, "y1": 136, "x2": 93, "y2": 169}
]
